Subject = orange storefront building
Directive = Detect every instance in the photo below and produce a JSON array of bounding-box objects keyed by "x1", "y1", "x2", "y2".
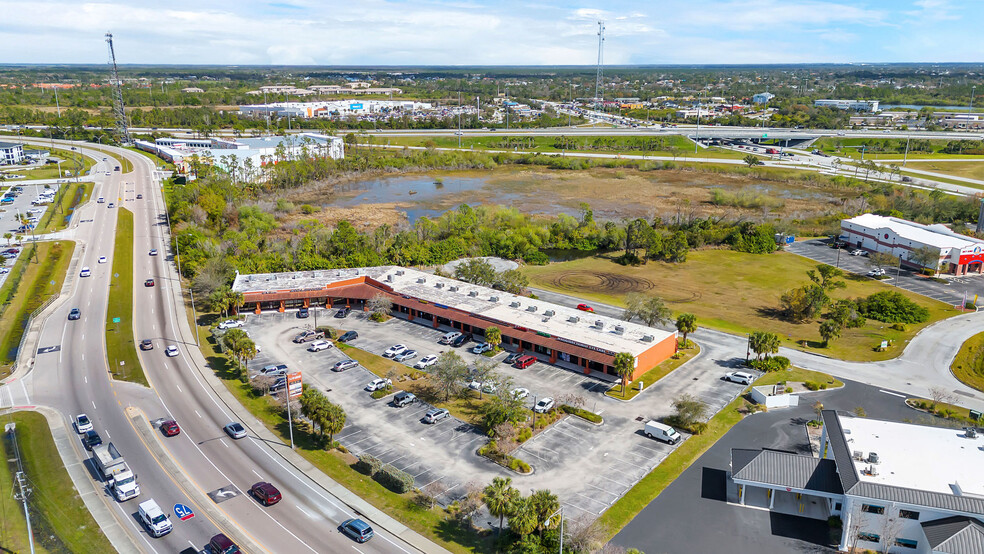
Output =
[{"x1": 232, "y1": 266, "x2": 677, "y2": 381}]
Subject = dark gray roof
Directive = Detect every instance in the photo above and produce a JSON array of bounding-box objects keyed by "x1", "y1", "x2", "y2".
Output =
[
  {"x1": 731, "y1": 448, "x2": 760, "y2": 475},
  {"x1": 821, "y1": 410, "x2": 860, "y2": 492},
  {"x1": 922, "y1": 516, "x2": 984, "y2": 553},
  {"x1": 731, "y1": 448, "x2": 843, "y2": 495},
  {"x1": 0, "y1": 142, "x2": 23, "y2": 149}
]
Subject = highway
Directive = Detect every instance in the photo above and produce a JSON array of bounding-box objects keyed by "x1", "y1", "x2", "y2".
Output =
[{"x1": 6, "y1": 139, "x2": 425, "y2": 553}]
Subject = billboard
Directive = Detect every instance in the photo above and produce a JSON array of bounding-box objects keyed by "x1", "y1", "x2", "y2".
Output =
[{"x1": 287, "y1": 372, "x2": 303, "y2": 398}]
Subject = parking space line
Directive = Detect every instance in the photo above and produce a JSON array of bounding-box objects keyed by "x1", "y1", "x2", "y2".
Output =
[{"x1": 595, "y1": 473, "x2": 633, "y2": 487}]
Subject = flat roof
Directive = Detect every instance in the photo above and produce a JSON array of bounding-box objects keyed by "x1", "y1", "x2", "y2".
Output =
[
  {"x1": 840, "y1": 414, "x2": 984, "y2": 497},
  {"x1": 0, "y1": 142, "x2": 23, "y2": 149},
  {"x1": 844, "y1": 213, "x2": 981, "y2": 251},
  {"x1": 232, "y1": 266, "x2": 674, "y2": 357}
]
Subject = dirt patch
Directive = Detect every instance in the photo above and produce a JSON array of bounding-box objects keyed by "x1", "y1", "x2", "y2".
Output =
[
  {"x1": 282, "y1": 203, "x2": 408, "y2": 231},
  {"x1": 548, "y1": 270, "x2": 657, "y2": 295}
]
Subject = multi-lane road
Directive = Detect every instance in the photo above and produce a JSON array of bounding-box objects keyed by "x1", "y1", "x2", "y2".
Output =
[{"x1": 5, "y1": 139, "x2": 427, "y2": 553}]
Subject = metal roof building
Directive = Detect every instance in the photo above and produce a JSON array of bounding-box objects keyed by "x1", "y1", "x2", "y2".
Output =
[{"x1": 842, "y1": 213, "x2": 984, "y2": 275}]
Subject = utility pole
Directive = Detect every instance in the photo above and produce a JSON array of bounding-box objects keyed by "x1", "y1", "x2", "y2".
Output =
[
  {"x1": 7, "y1": 423, "x2": 36, "y2": 554},
  {"x1": 972, "y1": 85, "x2": 977, "y2": 112},
  {"x1": 902, "y1": 135, "x2": 911, "y2": 167},
  {"x1": 458, "y1": 91, "x2": 462, "y2": 148},
  {"x1": 53, "y1": 86, "x2": 61, "y2": 118},
  {"x1": 105, "y1": 32, "x2": 131, "y2": 146},
  {"x1": 695, "y1": 92, "x2": 703, "y2": 154},
  {"x1": 594, "y1": 21, "x2": 605, "y2": 103}
]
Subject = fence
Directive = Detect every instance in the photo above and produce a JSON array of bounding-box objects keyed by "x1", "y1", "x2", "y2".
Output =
[{"x1": 10, "y1": 295, "x2": 57, "y2": 375}]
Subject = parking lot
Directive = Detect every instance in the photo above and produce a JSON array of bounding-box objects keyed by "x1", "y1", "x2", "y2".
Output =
[
  {"x1": 241, "y1": 307, "x2": 753, "y2": 518},
  {"x1": 0, "y1": 182, "x2": 61, "y2": 287},
  {"x1": 786, "y1": 238, "x2": 984, "y2": 307}
]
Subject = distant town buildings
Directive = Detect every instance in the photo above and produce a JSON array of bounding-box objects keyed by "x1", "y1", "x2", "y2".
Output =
[
  {"x1": 814, "y1": 99, "x2": 880, "y2": 112},
  {"x1": 246, "y1": 83, "x2": 402, "y2": 97},
  {"x1": 752, "y1": 92, "x2": 775, "y2": 104},
  {"x1": 238, "y1": 100, "x2": 433, "y2": 120},
  {"x1": 180, "y1": 87, "x2": 204, "y2": 93}
]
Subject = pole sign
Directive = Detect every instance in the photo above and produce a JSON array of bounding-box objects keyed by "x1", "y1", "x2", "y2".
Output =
[
  {"x1": 173, "y1": 503, "x2": 195, "y2": 521},
  {"x1": 287, "y1": 371, "x2": 303, "y2": 398},
  {"x1": 112, "y1": 317, "x2": 121, "y2": 323}
]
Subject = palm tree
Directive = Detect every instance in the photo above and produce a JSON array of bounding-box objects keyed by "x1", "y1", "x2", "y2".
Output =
[
  {"x1": 528, "y1": 489, "x2": 560, "y2": 538},
  {"x1": 323, "y1": 403, "x2": 346, "y2": 445},
  {"x1": 483, "y1": 477, "x2": 520, "y2": 535},
  {"x1": 507, "y1": 497, "x2": 538, "y2": 539},
  {"x1": 484, "y1": 326, "x2": 502, "y2": 352},
  {"x1": 3, "y1": 233, "x2": 11, "y2": 246},
  {"x1": 613, "y1": 352, "x2": 634, "y2": 395},
  {"x1": 675, "y1": 313, "x2": 698, "y2": 348}
]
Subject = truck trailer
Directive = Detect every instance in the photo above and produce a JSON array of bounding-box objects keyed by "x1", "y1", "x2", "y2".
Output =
[{"x1": 91, "y1": 442, "x2": 140, "y2": 501}]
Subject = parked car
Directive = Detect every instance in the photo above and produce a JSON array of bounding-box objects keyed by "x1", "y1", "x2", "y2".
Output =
[
  {"x1": 332, "y1": 359, "x2": 358, "y2": 372},
  {"x1": 74, "y1": 413, "x2": 93, "y2": 434},
  {"x1": 423, "y1": 408, "x2": 450, "y2": 424},
  {"x1": 160, "y1": 420, "x2": 180, "y2": 437},
  {"x1": 451, "y1": 333, "x2": 473, "y2": 348},
  {"x1": 867, "y1": 268, "x2": 886, "y2": 277},
  {"x1": 414, "y1": 355, "x2": 438, "y2": 369},
  {"x1": 576, "y1": 303, "x2": 594, "y2": 312},
  {"x1": 644, "y1": 420, "x2": 681, "y2": 445},
  {"x1": 249, "y1": 482, "x2": 282, "y2": 506},
  {"x1": 337, "y1": 330, "x2": 358, "y2": 343},
  {"x1": 293, "y1": 329, "x2": 324, "y2": 343},
  {"x1": 224, "y1": 422, "x2": 247, "y2": 439},
  {"x1": 308, "y1": 340, "x2": 333, "y2": 352},
  {"x1": 511, "y1": 388, "x2": 530, "y2": 400},
  {"x1": 217, "y1": 319, "x2": 244, "y2": 330},
  {"x1": 334, "y1": 307, "x2": 351, "y2": 318},
  {"x1": 383, "y1": 344, "x2": 408, "y2": 358},
  {"x1": 533, "y1": 397, "x2": 555, "y2": 413},
  {"x1": 394, "y1": 349, "x2": 417, "y2": 362},
  {"x1": 439, "y1": 331, "x2": 462, "y2": 345},
  {"x1": 297, "y1": 307, "x2": 309, "y2": 318},
  {"x1": 850, "y1": 249, "x2": 866, "y2": 256},
  {"x1": 365, "y1": 378, "x2": 392, "y2": 392},
  {"x1": 393, "y1": 391, "x2": 417, "y2": 407},
  {"x1": 165, "y1": 345, "x2": 179, "y2": 357},
  {"x1": 471, "y1": 342, "x2": 493, "y2": 354},
  {"x1": 68, "y1": 308, "x2": 81, "y2": 320},
  {"x1": 144, "y1": 278, "x2": 155, "y2": 287},
  {"x1": 340, "y1": 518, "x2": 374, "y2": 543},
  {"x1": 724, "y1": 371, "x2": 755, "y2": 385},
  {"x1": 269, "y1": 377, "x2": 288, "y2": 393},
  {"x1": 140, "y1": 339, "x2": 153, "y2": 350},
  {"x1": 258, "y1": 364, "x2": 289, "y2": 377},
  {"x1": 503, "y1": 352, "x2": 523, "y2": 365},
  {"x1": 208, "y1": 533, "x2": 240, "y2": 554},
  {"x1": 514, "y1": 355, "x2": 537, "y2": 369},
  {"x1": 82, "y1": 430, "x2": 103, "y2": 450}
]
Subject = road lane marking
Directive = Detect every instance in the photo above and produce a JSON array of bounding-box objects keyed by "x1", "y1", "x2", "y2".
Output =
[
  {"x1": 195, "y1": 409, "x2": 202, "y2": 418},
  {"x1": 879, "y1": 389, "x2": 906, "y2": 398},
  {"x1": 351, "y1": 546, "x2": 366, "y2": 554},
  {"x1": 252, "y1": 469, "x2": 263, "y2": 479},
  {"x1": 91, "y1": 401, "x2": 96, "y2": 409},
  {"x1": 295, "y1": 504, "x2": 317, "y2": 519},
  {"x1": 175, "y1": 384, "x2": 181, "y2": 393},
  {"x1": 84, "y1": 376, "x2": 87, "y2": 384}
]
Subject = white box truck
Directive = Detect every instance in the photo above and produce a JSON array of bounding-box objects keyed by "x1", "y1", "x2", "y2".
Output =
[
  {"x1": 644, "y1": 421, "x2": 681, "y2": 445},
  {"x1": 91, "y1": 442, "x2": 140, "y2": 501},
  {"x1": 138, "y1": 499, "x2": 172, "y2": 538}
]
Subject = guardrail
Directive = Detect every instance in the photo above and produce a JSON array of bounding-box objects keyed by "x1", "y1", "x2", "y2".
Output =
[{"x1": 10, "y1": 295, "x2": 57, "y2": 375}]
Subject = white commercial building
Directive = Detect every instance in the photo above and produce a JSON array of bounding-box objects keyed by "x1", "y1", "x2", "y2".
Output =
[
  {"x1": 841, "y1": 214, "x2": 984, "y2": 275},
  {"x1": 814, "y1": 99, "x2": 880, "y2": 112},
  {"x1": 752, "y1": 92, "x2": 775, "y2": 104},
  {"x1": 0, "y1": 141, "x2": 24, "y2": 165},
  {"x1": 238, "y1": 100, "x2": 431, "y2": 120},
  {"x1": 732, "y1": 410, "x2": 984, "y2": 554}
]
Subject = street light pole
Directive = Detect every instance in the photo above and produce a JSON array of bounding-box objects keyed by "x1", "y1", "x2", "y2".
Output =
[
  {"x1": 545, "y1": 506, "x2": 564, "y2": 553},
  {"x1": 694, "y1": 92, "x2": 703, "y2": 154},
  {"x1": 971, "y1": 85, "x2": 977, "y2": 112}
]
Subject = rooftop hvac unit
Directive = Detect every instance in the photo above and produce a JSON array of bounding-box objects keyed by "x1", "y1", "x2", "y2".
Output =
[
  {"x1": 490, "y1": 296, "x2": 499, "y2": 302},
  {"x1": 614, "y1": 325, "x2": 625, "y2": 335},
  {"x1": 544, "y1": 310, "x2": 555, "y2": 317},
  {"x1": 868, "y1": 452, "x2": 880, "y2": 464},
  {"x1": 526, "y1": 306, "x2": 538, "y2": 312},
  {"x1": 417, "y1": 277, "x2": 426, "y2": 284},
  {"x1": 396, "y1": 270, "x2": 405, "y2": 276},
  {"x1": 510, "y1": 301, "x2": 521, "y2": 308},
  {"x1": 595, "y1": 320, "x2": 604, "y2": 329},
  {"x1": 568, "y1": 316, "x2": 580, "y2": 323},
  {"x1": 867, "y1": 465, "x2": 879, "y2": 476},
  {"x1": 853, "y1": 450, "x2": 863, "y2": 461},
  {"x1": 436, "y1": 282, "x2": 444, "y2": 289},
  {"x1": 386, "y1": 275, "x2": 393, "y2": 282},
  {"x1": 449, "y1": 286, "x2": 459, "y2": 292},
  {"x1": 641, "y1": 335, "x2": 654, "y2": 342},
  {"x1": 468, "y1": 291, "x2": 479, "y2": 297}
]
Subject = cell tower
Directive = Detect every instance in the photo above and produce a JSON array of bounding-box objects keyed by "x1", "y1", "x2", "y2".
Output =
[
  {"x1": 594, "y1": 21, "x2": 605, "y2": 103},
  {"x1": 105, "y1": 32, "x2": 131, "y2": 146}
]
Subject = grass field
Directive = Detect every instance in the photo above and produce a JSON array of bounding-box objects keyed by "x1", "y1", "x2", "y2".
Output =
[
  {"x1": 34, "y1": 181, "x2": 93, "y2": 234},
  {"x1": 814, "y1": 138, "x2": 984, "y2": 161},
  {"x1": 905, "y1": 161, "x2": 984, "y2": 182},
  {"x1": 524, "y1": 252, "x2": 956, "y2": 361},
  {"x1": 950, "y1": 331, "x2": 984, "y2": 392},
  {"x1": 0, "y1": 241, "x2": 74, "y2": 377},
  {"x1": 106, "y1": 208, "x2": 146, "y2": 386},
  {"x1": 0, "y1": 411, "x2": 114, "y2": 553}
]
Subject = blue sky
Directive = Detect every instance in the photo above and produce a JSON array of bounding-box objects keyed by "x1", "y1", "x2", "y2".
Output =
[{"x1": 1, "y1": 0, "x2": 982, "y2": 65}]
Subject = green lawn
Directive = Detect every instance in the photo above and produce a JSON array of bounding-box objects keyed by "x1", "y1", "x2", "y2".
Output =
[
  {"x1": 755, "y1": 367, "x2": 843, "y2": 388},
  {"x1": 0, "y1": 241, "x2": 75, "y2": 377},
  {"x1": 0, "y1": 411, "x2": 115, "y2": 553},
  {"x1": 2, "y1": 146, "x2": 96, "y2": 180},
  {"x1": 105, "y1": 208, "x2": 146, "y2": 386},
  {"x1": 813, "y1": 137, "x2": 984, "y2": 161},
  {"x1": 34, "y1": 181, "x2": 93, "y2": 234},
  {"x1": 951, "y1": 331, "x2": 984, "y2": 392},
  {"x1": 905, "y1": 161, "x2": 984, "y2": 182},
  {"x1": 606, "y1": 343, "x2": 700, "y2": 400},
  {"x1": 525, "y1": 252, "x2": 956, "y2": 361}
]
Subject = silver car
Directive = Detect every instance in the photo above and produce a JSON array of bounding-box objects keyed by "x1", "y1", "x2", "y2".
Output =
[
  {"x1": 224, "y1": 422, "x2": 247, "y2": 439},
  {"x1": 423, "y1": 408, "x2": 450, "y2": 424}
]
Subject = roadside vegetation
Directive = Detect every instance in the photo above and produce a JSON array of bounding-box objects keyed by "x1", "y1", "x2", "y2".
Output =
[
  {"x1": 0, "y1": 411, "x2": 114, "y2": 553},
  {"x1": 950, "y1": 332, "x2": 984, "y2": 392},
  {"x1": 105, "y1": 208, "x2": 146, "y2": 386},
  {"x1": 815, "y1": 137, "x2": 984, "y2": 161},
  {"x1": 33, "y1": 181, "x2": 92, "y2": 234},
  {"x1": 0, "y1": 241, "x2": 74, "y2": 377},
  {"x1": 0, "y1": 146, "x2": 94, "y2": 181}
]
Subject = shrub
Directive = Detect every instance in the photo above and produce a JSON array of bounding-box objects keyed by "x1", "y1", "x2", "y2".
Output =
[
  {"x1": 355, "y1": 453, "x2": 382, "y2": 476},
  {"x1": 748, "y1": 356, "x2": 790, "y2": 372},
  {"x1": 516, "y1": 427, "x2": 532, "y2": 443},
  {"x1": 315, "y1": 326, "x2": 337, "y2": 339},
  {"x1": 370, "y1": 386, "x2": 393, "y2": 399},
  {"x1": 856, "y1": 291, "x2": 930, "y2": 324},
  {"x1": 375, "y1": 464, "x2": 414, "y2": 494},
  {"x1": 613, "y1": 251, "x2": 644, "y2": 266},
  {"x1": 509, "y1": 458, "x2": 532, "y2": 473},
  {"x1": 891, "y1": 323, "x2": 907, "y2": 331},
  {"x1": 300, "y1": 204, "x2": 318, "y2": 214},
  {"x1": 804, "y1": 381, "x2": 820, "y2": 391},
  {"x1": 690, "y1": 422, "x2": 708, "y2": 435},
  {"x1": 920, "y1": 268, "x2": 934, "y2": 276},
  {"x1": 559, "y1": 404, "x2": 603, "y2": 423},
  {"x1": 785, "y1": 387, "x2": 794, "y2": 393}
]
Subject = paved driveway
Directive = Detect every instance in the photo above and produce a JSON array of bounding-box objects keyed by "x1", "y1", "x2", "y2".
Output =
[{"x1": 786, "y1": 239, "x2": 984, "y2": 307}]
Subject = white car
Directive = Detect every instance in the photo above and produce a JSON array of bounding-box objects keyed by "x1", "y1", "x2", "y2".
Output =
[
  {"x1": 383, "y1": 344, "x2": 408, "y2": 358},
  {"x1": 850, "y1": 249, "x2": 865, "y2": 256},
  {"x1": 511, "y1": 388, "x2": 530, "y2": 400},
  {"x1": 365, "y1": 378, "x2": 393, "y2": 392},
  {"x1": 472, "y1": 342, "x2": 493, "y2": 354},
  {"x1": 533, "y1": 397, "x2": 555, "y2": 413},
  {"x1": 866, "y1": 268, "x2": 886, "y2": 277},
  {"x1": 149, "y1": 249, "x2": 158, "y2": 256},
  {"x1": 217, "y1": 319, "x2": 244, "y2": 330},
  {"x1": 98, "y1": 256, "x2": 107, "y2": 264},
  {"x1": 0, "y1": 268, "x2": 9, "y2": 275},
  {"x1": 308, "y1": 340, "x2": 333, "y2": 352},
  {"x1": 79, "y1": 266, "x2": 91, "y2": 277},
  {"x1": 165, "y1": 345, "x2": 179, "y2": 357},
  {"x1": 724, "y1": 371, "x2": 755, "y2": 385},
  {"x1": 394, "y1": 349, "x2": 417, "y2": 362},
  {"x1": 414, "y1": 355, "x2": 438, "y2": 369},
  {"x1": 74, "y1": 414, "x2": 93, "y2": 434}
]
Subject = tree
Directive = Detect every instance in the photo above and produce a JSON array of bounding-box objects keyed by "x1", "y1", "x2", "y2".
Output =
[
  {"x1": 622, "y1": 293, "x2": 671, "y2": 328},
  {"x1": 818, "y1": 319, "x2": 842, "y2": 347},
  {"x1": 432, "y1": 351, "x2": 469, "y2": 402},
  {"x1": 929, "y1": 385, "x2": 954, "y2": 411},
  {"x1": 483, "y1": 477, "x2": 520, "y2": 534},
  {"x1": 868, "y1": 251, "x2": 898, "y2": 271},
  {"x1": 672, "y1": 393, "x2": 708, "y2": 427},
  {"x1": 3, "y1": 233, "x2": 11, "y2": 246},
  {"x1": 323, "y1": 402, "x2": 346, "y2": 444},
  {"x1": 453, "y1": 258, "x2": 497, "y2": 287},
  {"x1": 749, "y1": 331, "x2": 780, "y2": 360},
  {"x1": 300, "y1": 387, "x2": 331, "y2": 438},
  {"x1": 470, "y1": 358, "x2": 498, "y2": 400},
  {"x1": 507, "y1": 497, "x2": 539, "y2": 539},
  {"x1": 675, "y1": 313, "x2": 698, "y2": 347},
  {"x1": 484, "y1": 326, "x2": 502, "y2": 351},
  {"x1": 743, "y1": 154, "x2": 763, "y2": 167},
  {"x1": 911, "y1": 245, "x2": 941, "y2": 274},
  {"x1": 528, "y1": 489, "x2": 561, "y2": 538},
  {"x1": 223, "y1": 328, "x2": 256, "y2": 382},
  {"x1": 613, "y1": 352, "x2": 635, "y2": 395},
  {"x1": 496, "y1": 269, "x2": 529, "y2": 295},
  {"x1": 366, "y1": 294, "x2": 393, "y2": 320}
]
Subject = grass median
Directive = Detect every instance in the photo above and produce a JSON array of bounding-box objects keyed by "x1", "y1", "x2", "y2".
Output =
[
  {"x1": 34, "y1": 181, "x2": 93, "y2": 234},
  {"x1": 105, "y1": 208, "x2": 146, "y2": 386},
  {"x1": 0, "y1": 411, "x2": 115, "y2": 553},
  {"x1": 0, "y1": 241, "x2": 75, "y2": 378},
  {"x1": 950, "y1": 331, "x2": 984, "y2": 392}
]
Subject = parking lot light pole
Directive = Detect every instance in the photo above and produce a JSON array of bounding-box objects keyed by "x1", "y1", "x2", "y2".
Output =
[
  {"x1": 545, "y1": 506, "x2": 564, "y2": 553},
  {"x1": 531, "y1": 395, "x2": 537, "y2": 434}
]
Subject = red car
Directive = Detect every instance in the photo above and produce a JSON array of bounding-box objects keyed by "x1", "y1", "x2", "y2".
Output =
[
  {"x1": 160, "y1": 420, "x2": 180, "y2": 437},
  {"x1": 576, "y1": 304, "x2": 594, "y2": 313},
  {"x1": 514, "y1": 355, "x2": 537, "y2": 369},
  {"x1": 144, "y1": 278, "x2": 155, "y2": 287},
  {"x1": 250, "y1": 482, "x2": 282, "y2": 506}
]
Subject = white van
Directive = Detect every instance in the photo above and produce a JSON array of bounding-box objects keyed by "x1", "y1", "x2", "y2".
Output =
[
  {"x1": 137, "y1": 499, "x2": 172, "y2": 538},
  {"x1": 439, "y1": 331, "x2": 461, "y2": 345},
  {"x1": 644, "y1": 421, "x2": 681, "y2": 445},
  {"x1": 97, "y1": 196, "x2": 105, "y2": 203}
]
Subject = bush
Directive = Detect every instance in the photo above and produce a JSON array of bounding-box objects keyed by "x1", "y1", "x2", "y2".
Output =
[
  {"x1": 690, "y1": 422, "x2": 708, "y2": 435},
  {"x1": 300, "y1": 204, "x2": 318, "y2": 214},
  {"x1": 613, "y1": 251, "x2": 644, "y2": 266},
  {"x1": 856, "y1": 291, "x2": 930, "y2": 324},
  {"x1": 748, "y1": 356, "x2": 790, "y2": 372},
  {"x1": 374, "y1": 464, "x2": 414, "y2": 494},
  {"x1": 516, "y1": 427, "x2": 532, "y2": 443},
  {"x1": 315, "y1": 326, "x2": 337, "y2": 339},
  {"x1": 369, "y1": 312, "x2": 388, "y2": 322},
  {"x1": 559, "y1": 404, "x2": 603, "y2": 423},
  {"x1": 804, "y1": 381, "x2": 820, "y2": 391},
  {"x1": 891, "y1": 323, "x2": 907, "y2": 331},
  {"x1": 509, "y1": 458, "x2": 532, "y2": 473},
  {"x1": 355, "y1": 453, "x2": 382, "y2": 476},
  {"x1": 370, "y1": 386, "x2": 393, "y2": 399}
]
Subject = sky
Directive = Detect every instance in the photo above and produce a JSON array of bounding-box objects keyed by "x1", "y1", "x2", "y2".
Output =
[{"x1": 1, "y1": 0, "x2": 983, "y2": 65}]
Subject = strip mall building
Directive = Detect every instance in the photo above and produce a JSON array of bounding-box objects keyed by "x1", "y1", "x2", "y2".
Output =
[
  {"x1": 841, "y1": 214, "x2": 984, "y2": 275},
  {"x1": 231, "y1": 266, "x2": 677, "y2": 381}
]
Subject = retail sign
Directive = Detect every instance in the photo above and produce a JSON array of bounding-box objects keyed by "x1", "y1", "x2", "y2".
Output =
[
  {"x1": 287, "y1": 372, "x2": 303, "y2": 398},
  {"x1": 555, "y1": 336, "x2": 616, "y2": 356},
  {"x1": 349, "y1": 103, "x2": 364, "y2": 110}
]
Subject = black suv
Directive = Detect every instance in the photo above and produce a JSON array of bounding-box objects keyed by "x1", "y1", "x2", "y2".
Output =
[
  {"x1": 451, "y1": 333, "x2": 473, "y2": 348},
  {"x1": 338, "y1": 331, "x2": 358, "y2": 343},
  {"x1": 297, "y1": 307, "x2": 309, "y2": 318},
  {"x1": 334, "y1": 307, "x2": 351, "y2": 318},
  {"x1": 82, "y1": 430, "x2": 102, "y2": 450}
]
